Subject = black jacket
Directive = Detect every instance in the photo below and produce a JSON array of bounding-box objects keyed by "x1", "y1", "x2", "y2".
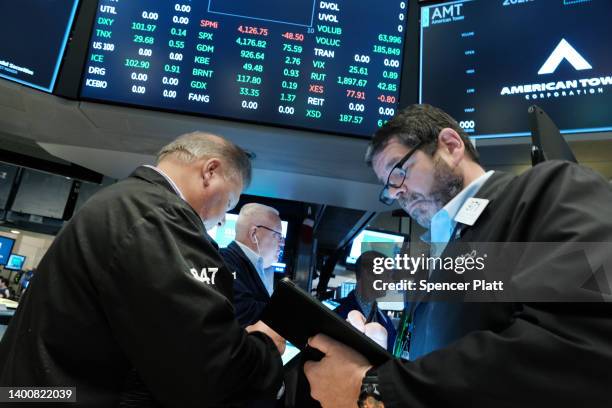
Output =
[
  {"x1": 220, "y1": 241, "x2": 271, "y2": 327},
  {"x1": 377, "y1": 161, "x2": 612, "y2": 407},
  {"x1": 0, "y1": 166, "x2": 283, "y2": 407}
]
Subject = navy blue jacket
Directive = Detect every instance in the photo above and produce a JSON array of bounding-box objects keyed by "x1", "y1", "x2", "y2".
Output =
[
  {"x1": 220, "y1": 241, "x2": 271, "y2": 327},
  {"x1": 335, "y1": 290, "x2": 397, "y2": 352}
]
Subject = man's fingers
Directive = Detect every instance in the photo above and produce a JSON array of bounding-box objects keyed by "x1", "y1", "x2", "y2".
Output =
[
  {"x1": 307, "y1": 333, "x2": 336, "y2": 355},
  {"x1": 364, "y1": 322, "x2": 388, "y2": 348},
  {"x1": 364, "y1": 322, "x2": 387, "y2": 337},
  {"x1": 276, "y1": 340, "x2": 286, "y2": 355},
  {"x1": 303, "y1": 361, "x2": 322, "y2": 402},
  {"x1": 347, "y1": 310, "x2": 367, "y2": 332}
]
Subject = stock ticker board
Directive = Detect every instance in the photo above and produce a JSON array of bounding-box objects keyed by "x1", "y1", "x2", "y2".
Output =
[{"x1": 81, "y1": 0, "x2": 410, "y2": 137}]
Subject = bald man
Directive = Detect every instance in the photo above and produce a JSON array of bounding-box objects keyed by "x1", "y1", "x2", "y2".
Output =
[{"x1": 220, "y1": 203, "x2": 284, "y2": 327}]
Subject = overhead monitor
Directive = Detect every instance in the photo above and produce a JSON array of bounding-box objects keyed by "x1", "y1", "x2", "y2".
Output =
[
  {"x1": 346, "y1": 229, "x2": 405, "y2": 265},
  {"x1": 5, "y1": 254, "x2": 26, "y2": 271},
  {"x1": 11, "y1": 169, "x2": 73, "y2": 220},
  {"x1": 419, "y1": 0, "x2": 612, "y2": 138},
  {"x1": 0, "y1": 0, "x2": 80, "y2": 92},
  {"x1": 0, "y1": 236, "x2": 16, "y2": 267},
  {"x1": 81, "y1": 0, "x2": 410, "y2": 137}
]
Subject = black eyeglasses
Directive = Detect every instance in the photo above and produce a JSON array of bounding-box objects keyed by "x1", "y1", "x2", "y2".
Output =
[
  {"x1": 379, "y1": 142, "x2": 422, "y2": 205},
  {"x1": 256, "y1": 225, "x2": 284, "y2": 241}
]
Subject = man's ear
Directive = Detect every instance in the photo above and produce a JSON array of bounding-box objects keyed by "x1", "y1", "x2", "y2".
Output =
[
  {"x1": 201, "y1": 158, "x2": 222, "y2": 184},
  {"x1": 437, "y1": 128, "x2": 464, "y2": 166},
  {"x1": 250, "y1": 226, "x2": 258, "y2": 244}
]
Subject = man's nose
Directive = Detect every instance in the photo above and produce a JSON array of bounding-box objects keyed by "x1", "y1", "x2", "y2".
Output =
[{"x1": 388, "y1": 181, "x2": 409, "y2": 200}]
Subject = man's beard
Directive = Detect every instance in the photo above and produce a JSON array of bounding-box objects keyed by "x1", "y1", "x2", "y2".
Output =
[{"x1": 399, "y1": 157, "x2": 463, "y2": 228}]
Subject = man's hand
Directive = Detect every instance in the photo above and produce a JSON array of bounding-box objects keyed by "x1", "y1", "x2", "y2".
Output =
[
  {"x1": 347, "y1": 310, "x2": 388, "y2": 349},
  {"x1": 304, "y1": 334, "x2": 373, "y2": 408},
  {"x1": 246, "y1": 320, "x2": 286, "y2": 355}
]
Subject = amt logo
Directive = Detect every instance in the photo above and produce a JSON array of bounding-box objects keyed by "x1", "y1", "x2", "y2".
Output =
[
  {"x1": 431, "y1": 3, "x2": 464, "y2": 21},
  {"x1": 538, "y1": 39, "x2": 592, "y2": 75}
]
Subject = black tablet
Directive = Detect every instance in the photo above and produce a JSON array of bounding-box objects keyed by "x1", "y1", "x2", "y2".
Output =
[{"x1": 261, "y1": 278, "x2": 392, "y2": 366}]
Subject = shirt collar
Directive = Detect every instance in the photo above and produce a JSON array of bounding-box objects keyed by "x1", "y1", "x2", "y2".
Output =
[
  {"x1": 421, "y1": 170, "x2": 495, "y2": 244},
  {"x1": 144, "y1": 165, "x2": 186, "y2": 200},
  {"x1": 235, "y1": 240, "x2": 263, "y2": 270},
  {"x1": 235, "y1": 241, "x2": 274, "y2": 296}
]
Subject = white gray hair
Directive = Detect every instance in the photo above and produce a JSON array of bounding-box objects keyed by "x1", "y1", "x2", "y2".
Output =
[
  {"x1": 157, "y1": 131, "x2": 252, "y2": 187},
  {"x1": 235, "y1": 203, "x2": 280, "y2": 236}
]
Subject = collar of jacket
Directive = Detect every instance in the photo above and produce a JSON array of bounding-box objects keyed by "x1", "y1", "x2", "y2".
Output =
[{"x1": 129, "y1": 166, "x2": 219, "y2": 250}]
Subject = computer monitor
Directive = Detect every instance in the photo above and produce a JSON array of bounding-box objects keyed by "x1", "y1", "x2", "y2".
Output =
[
  {"x1": 419, "y1": 0, "x2": 612, "y2": 138},
  {"x1": 346, "y1": 229, "x2": 405, "y2": 265},
  {"x1": 0, "y1": 0, "x2": 80, "y2": 92},
  {"x1": 5, "y1": 254, "x2": 26, "y2": 271},
  {"x1": 0, "y1": 236, "x2": 16, "y2": 267}
]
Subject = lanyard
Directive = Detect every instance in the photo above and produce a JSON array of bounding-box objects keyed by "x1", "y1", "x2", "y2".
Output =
[{"x1": 392, "y1": 308, "x2": 413, "y2": 359}]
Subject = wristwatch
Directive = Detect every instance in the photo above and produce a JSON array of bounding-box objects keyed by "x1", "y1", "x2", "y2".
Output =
[{"x1": 357, "y1": 367, "x2": 383, "y2": 407}]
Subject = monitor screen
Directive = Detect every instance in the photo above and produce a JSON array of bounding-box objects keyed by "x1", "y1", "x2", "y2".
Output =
[
  {"x1": 420, "y1": 0, "x2": 612, "y2": 138},
  {"x1": 11, "y1": 169, "x2": 73, "y2": 219},
  {"x1": 339, "y1": 281, "x2": 356, "y2": 298},
  {"x1": 5, "y1": 254, "x2": 26, "y2": 271},
  {"x1": 346, "y1": 229, "x2": 405, "y2": 265},
  {"x1": 0, "y1": 236, "x2": 16, "y2": 266},
  {"x1": 80, "y1": 0, "x2": 410, "y2": 137},
  {"x1": 0, "y1": 0, "x2": 80, "y2": 92},
  {"x1": 322, "y1": 299, "x2": 340, "y2": 310}
]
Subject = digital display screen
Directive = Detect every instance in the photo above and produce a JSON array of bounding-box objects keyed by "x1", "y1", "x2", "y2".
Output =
[
  {"x1": 5, "y1": 254, "x2": 26, "y2": 271},
  {"x1": 346, "y1": 229, "x2": 405, "y2": 264},
  {"x1": 0, "y1": 236, "x2": 16, "y2": 267},
  {"x1": 11, "y1": 169, "x2": 73, "y2": 220},
  {"x1": 81, "y1": 0, "x2": 410, "y2": 137},
  {"x1": 420, "y1": 0, "x2": 612, "y2": 138},
  {"x1": 0, "y1": 0, "x2": 80, "y2": 92}
]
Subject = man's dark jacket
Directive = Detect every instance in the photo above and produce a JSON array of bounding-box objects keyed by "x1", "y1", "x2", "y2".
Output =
[
  {"x1": 0, "y1": 166, "x2": 283, "y2": 407},
  {"x1": 377, "y1": 161, "x2": 612, "y2": 407},
  {"x1": 220, "y1": 241, "x2": 270, "y2": 327}
]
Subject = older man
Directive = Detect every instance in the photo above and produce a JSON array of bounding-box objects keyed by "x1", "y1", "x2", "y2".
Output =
[
  {"x1": 0, "y1": 132, "x2": 284, "y2": 407},
  {"x1": 305, "y1": 104, "x2": 612, "y2": 407},
  {"x1": 221, "y1": 203, "x2": 284, "y2": 327}
]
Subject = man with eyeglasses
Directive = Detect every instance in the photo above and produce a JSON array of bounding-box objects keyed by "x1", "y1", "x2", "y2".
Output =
[
  {"x1": 220, "y1": 203, "x2": 287, "y2": 408},
  {"x1": 221, "y1": 203, "x2": 285, "y2": 327},
  {"x1": 304, "y1": 104, "x2": 612, "y2": 407}
]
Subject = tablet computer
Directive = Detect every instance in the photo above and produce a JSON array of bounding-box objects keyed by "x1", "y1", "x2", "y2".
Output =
[
  {"x1": 261, "y1": 278, "x2": 392, "y2": 366},
  {"x1": 281, "y1": 341, "x2": 301, "y2": 366}
]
